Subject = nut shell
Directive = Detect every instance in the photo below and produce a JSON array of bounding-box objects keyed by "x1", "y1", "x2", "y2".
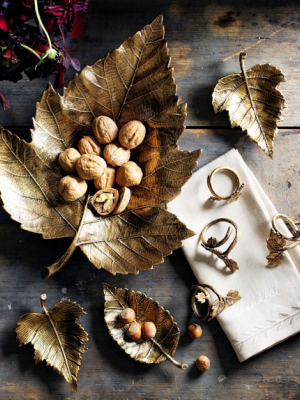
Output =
[
  {"x1": 78, "y1": 135, "x2": 101, "y2": 156},
  {"x1": 119, "y1": 308, "x2": 135, "y2": 324},
  {"x1": 76, "y1": 154, "x2": 107, "y2": 180},
  {"x1": 116, "y1": 161, "x2": 143, "y2": 187},
  {"x1": 58, "y1": 175, "x2": 87, "y2": 202},
  {"x1": 92, "y1": 116, "x2": 118, "y2": 144},
  {"x1": 126, "y1": 322, "x2": 142, "y2": 341},
  {"x1": 91, "y1": 188, "x2": 119, "y2": 215},
  {"x1": 58, "y1": 148, "x2": 81, "y2": 174},
  {"x1": 94, "y1": 167, "x2": 116, "y2": 190},
  {"x1": 141, "y1": 322, "x2": 156, "y2": 340},
  {"x1": 113, "y1": 187, "x2": 131, "y2": 214},
  {"x1": 119, "y1": 120, "x2": 146, "y2": 149},
  {"x1": 103, "y1": 143, "x2": 131, "y2": 167},
  {"x1": 196, "y1": 355, "x2": 210, "y2": 372}
]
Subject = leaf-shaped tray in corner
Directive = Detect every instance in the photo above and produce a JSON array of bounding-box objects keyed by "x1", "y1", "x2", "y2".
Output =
[
  {"x1": 0, "y1": 15, "x2": 201, "y2": 278},
  {"x1": 103, "y1": 282, "x2": 187, "y2": 369}
]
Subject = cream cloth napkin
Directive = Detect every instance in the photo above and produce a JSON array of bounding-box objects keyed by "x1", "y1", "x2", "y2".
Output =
[{"x1": 169, "y1": 149, "x2": 300, "y2": 361}]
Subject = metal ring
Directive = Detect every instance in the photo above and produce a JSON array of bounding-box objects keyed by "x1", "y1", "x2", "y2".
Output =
[
  {"x1": 207, "y1": 167, "x2": 244, "y2": 202},
  {"x1": 272, "y1": 214, "x2": 300, "y2": 242}
]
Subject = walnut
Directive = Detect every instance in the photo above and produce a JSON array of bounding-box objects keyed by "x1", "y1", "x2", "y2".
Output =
[
  {"x1": 113, "y1": 187, "x2": 131, "y2": 214},
  {"x1": 76, "y1": 154, "x2": 107, "y2": 180},
  {"x1": 58, "y1": 148, "x2": 81, "y2": 173},
  {"x1": 78, "y1": 135, "x2": 101, "y2": 156},
  {"x1": 94, "y1": 167, "x2": 116, "y2": 190},
  {"x1": 92, "y1": 116, "x2": 118, "y2": 144},
  {"x1": 118, "y1": 120, "x2": 146, "y2": 149},
  {"x1": 58, "y1": 175, "x2": 87, "y2": 202},
  {"x1": 91, "y1": 188, "x2": 119, "y2": 215},
  {"x1": 103, "y1": 143, "x2": 131, "y2": 167},
  {"x1": 116, "y1": 161, "x2": 143, "y2": 187}
]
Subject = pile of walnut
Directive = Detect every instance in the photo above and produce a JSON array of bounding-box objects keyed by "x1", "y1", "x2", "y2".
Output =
[
  {"x1": 119, "y1": 308, "x2": 157, "y2": 341},
  {"x1": 58, "y1": 116, "x2": 146, "y2": 215}
]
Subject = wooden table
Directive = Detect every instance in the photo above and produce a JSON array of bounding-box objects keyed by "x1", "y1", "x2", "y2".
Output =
[{"x1": 1, "y1": 1, "x2": 300, "y2": 399}]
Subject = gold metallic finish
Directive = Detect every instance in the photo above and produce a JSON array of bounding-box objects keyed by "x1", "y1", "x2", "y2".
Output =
[
  {"x1": 207, "y1": 167, "x2": 244, "y2": 202},
  {"x1": 103, "y1": 283, "x2": 188, "y2": 370},
  {"x1": 16, "y1": 294, "x2": 88, "y2": 391},
  {"x1": 200, "y1": 218, "x2": 239, "y2": 272},
  {"x1": 0, "y1": 15, "x2": 201, "y2": 278},
  {"x1": 212, "y1": 52, "x2": 287, "y2": 158},
  {"x1": 266, "y1": 214, "x2": 300, "y2": 267},
  {"x1": 191, "y1": 284, "x2": 241, "y2": 322}
]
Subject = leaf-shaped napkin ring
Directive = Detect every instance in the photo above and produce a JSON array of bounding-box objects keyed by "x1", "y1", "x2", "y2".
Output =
[
  {"x1": 191, "y1": 284, "x2": 241, "y2": 321},
  {"x1": 266, "y1": 213, "x2": 300, "y2": 267},
  {"x1": 200, "y1": 218, "x2": 239, "y2": 272},
  {"x1": 16, "y1": 294, "x2": 88, "y2": 391},
  {"x1": 212, "y1": 52, "x2": 286, "y2": 158},
  {"x1": 207, "y1": 167, "x2": 244, "y2": 202}
]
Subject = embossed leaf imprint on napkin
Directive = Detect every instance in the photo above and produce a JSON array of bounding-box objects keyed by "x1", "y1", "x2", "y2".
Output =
[{"x1": 169, "y1": 149, "x2": 300, "y2": 361}]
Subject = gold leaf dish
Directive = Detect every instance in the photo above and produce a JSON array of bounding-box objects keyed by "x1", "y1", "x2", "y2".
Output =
[
  {"x1": 16, "y1": 294, "x2": 88, "y2": 391},
  {"x1": 0, "y1": 15, "x2": 201, "y2": 278},
  {"x1": 212, "y1": 52, "x2": 286, "y2": 158},
  {"x1": 103, "y1": 282, "x2": 187, "y2": 369}
]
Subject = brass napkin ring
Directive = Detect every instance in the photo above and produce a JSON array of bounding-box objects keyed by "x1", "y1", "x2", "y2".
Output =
[
  {"x1": 200, "y1": 218, "x2": 239, "y2": 272},
  {"x1": 266, "y1": 213, "x2": 300, "y2": 267},
  {"x1": 191, "y1": 284, "x2": 241, "y2": 321},
  {"x1": 207, "y1": 167, "x2": 244, "y2": 202}
]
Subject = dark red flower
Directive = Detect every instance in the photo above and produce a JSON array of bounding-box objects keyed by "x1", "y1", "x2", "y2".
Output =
[
  {"x1": 0, "y1": 91, "x2": 9, "y2": 109},
  {"x1": 71, "y1": 10, "x2": 87, "y2": 38},
  {"x1": 53, "y1": 62, "x2": 66, "y2": 88}
]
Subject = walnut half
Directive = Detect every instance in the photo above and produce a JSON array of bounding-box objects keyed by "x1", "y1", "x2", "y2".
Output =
[{"x1": 91, "y1": 188, "x2": 119, "y2": 215}]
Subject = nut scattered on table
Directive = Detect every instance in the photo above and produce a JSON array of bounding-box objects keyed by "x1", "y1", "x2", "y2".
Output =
[
  {"x1": 58, "y1": 148, "x2": 81, "y2": 174},
  {"x1": 103, "y1": 142, "x2": 131, "y2": 167},
  {"x1": 76, "y1": 154, "x2": 107, "y2": 180},
  {"x1": 92, "y1": 115, "x2": 119, "y2": 144},
  {"x1": 113, "y1": 187, "x2": 131, "y2": 214},
  {"x1": 116, "y1": 161, "x2": 143, "y2": 187},
  {"x1": 126, "y1": 322, "x2": 142, "y2": 341},
  {"x1": 78, "y1": 135, "x2": 102, "y2": 156},
  {"x1": 187, "y1": 323, "x2": 202, "y2": 339},
  {"x1": 91, "y1": 188, "x2": 119, "y2": 215},
  {"x1": 141, "y1": 322, "x2": 157, "y2": 340},
  {"x1": 119, "y1": 120, "x2": 146, "y2": 149},
  {"x1": 119, "y1": 308, "x2": 135, "y2": 324},
  {"x1": 196, "y1": 355, "x2": 210, "y2": 372},
  {"x1": 58, "y1": 175, "x2": 88, "y2": 202}
]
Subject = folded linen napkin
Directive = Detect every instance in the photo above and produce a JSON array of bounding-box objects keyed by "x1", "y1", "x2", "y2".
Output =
[{"x1": 169, "y1": 149, "x2": 300, "y2": 361}]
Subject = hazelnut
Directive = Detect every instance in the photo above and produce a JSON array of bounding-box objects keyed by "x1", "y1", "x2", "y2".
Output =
[
  {"x1": 141, "y1": 322, "x2": 157, "y2": 340},
  {"x1": 78, "y1": 135, "x2": 101, "y2": 156},
  {"x1": 91, "y1": 188, "x2": 119, "y2": 215},
  {"x1": 187, "y1": 323, "x2": 202, "y2": 339},
  {"x1": 126, "y1": 322, "x2": 141, "y2": 341},
  {"x1": 116, "y1": 161, "x2": 143, "y2": 187},
  {"x1": 196, "y1": 355, "x2": 210, "y2": 372},
  {"x1": 76, "y1": 154, "x2": 107, "y2": 180},
  {"x1": 119, "y1": 120, "x2": 146, "y2": 149},
  {"x1": 103, "y1": 143, "x2": 131, "y2": 167},
  {"x1": 113, "y1": 187, "x2": 131, "y2": 214},
  {"x1": 119, "y1": 308, "x2": 135, "y2": 324},
  {"x1": 92, "y1": 116, "x2": 118, "y2": 144},
  {"x1": 94, "y1": 167, "x2": 116, "y2": 190},
  {"x1": 58, "y1": 175, "x2": 87, "y2": 202},
  {"x1": 58, "y1": 148, "x2": 81, "y2": 174}
]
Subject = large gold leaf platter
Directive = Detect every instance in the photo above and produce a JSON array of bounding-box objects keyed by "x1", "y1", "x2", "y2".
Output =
[{"x1": 0, "y1": 16, "x2": 201, "y2": 278}]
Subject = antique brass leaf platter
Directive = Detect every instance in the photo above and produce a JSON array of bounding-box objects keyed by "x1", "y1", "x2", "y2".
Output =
[
  {"x1": 103, "y1": 282, "x2": 187, "y2": 369},
  {"x1": 16, "y1": 294, "x2": 88, "y2": 391},
  {"x1": 0, "y1": 16, "x2": 201, "y2": 278},
  {"x1": 212, "y1": 52, "x2": 287, "y2": 158}
]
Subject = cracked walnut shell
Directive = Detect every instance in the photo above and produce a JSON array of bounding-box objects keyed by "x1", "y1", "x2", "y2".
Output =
[
  {"x1": 116, "y1": 161, "x2": 143, "y2": 187},
  {"x1": 118, "y1": 120, "x2": 146, "y2": 149},
  {"x1": 91, "y1": 188, "x2": 119, "y2": 215},
  {"x1": 58, "y1": 175, "x2": 88, "y2": 202},
  {"x1": 58, "y1": 148, "x2": 81, "y2": 174},
  {"x1": 78, "y1": 135, "x2": 101, "y2": 156},
  {"x1": 92, "y1": 116, "x2": 119, "y2": 144},
  {"x1": 113, "y1": 186, "x2": 131, "y2": 214},
  {"x1": 103, "y1": 143, "x2": 131, "y2": 167},
  {"x1": 76, "y1": 154, "x2": 107, "y2": 180}
]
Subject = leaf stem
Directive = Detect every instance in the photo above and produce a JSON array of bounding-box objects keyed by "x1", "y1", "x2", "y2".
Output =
[
  {"x1": 20, "y1": 44, "x2": 42, "y2": 61},
  {"x1": 151, "y1": 339, "x2": 188, "y2": 370},
  {"x1": 34, "y1": 0, "x2": 52, "y2": 51},
  {"x1": 42, "y1": 196, "x2": 90, "y2": 279}
]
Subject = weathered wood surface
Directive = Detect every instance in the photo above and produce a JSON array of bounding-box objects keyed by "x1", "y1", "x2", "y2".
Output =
[
  {"x1": 1, "y1": 0, "x2": 300, "y2": 399},
  {"x1": 0, "y1": 0, "x2": 300, "y2": 127}
]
